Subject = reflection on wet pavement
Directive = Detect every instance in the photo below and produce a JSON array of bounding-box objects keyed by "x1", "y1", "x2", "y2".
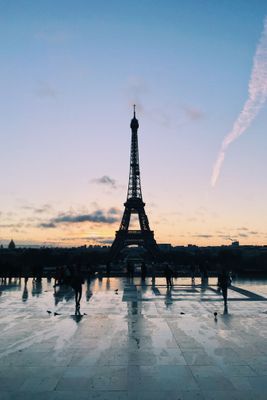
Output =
[{"x1": 0, "y1": 277, "x2": 267, "y2": 399}]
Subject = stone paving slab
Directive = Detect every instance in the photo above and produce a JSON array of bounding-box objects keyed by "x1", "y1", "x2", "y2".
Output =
[{"x1": 0, "y1": 277, "x2": 267, "y2": 399}]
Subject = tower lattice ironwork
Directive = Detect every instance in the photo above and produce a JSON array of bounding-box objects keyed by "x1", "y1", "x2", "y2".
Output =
[{"x1": 109, "y1": 106, "x2": 159, "y2": 260}]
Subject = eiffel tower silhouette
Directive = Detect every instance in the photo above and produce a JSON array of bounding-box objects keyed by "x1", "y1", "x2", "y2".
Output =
[{"x1": 109, "y1": 106, "x2": 159, "y2": 260}]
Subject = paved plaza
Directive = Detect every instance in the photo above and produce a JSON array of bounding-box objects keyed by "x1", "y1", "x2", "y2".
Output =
[{"x1": 1, "y1": 276, "x2": 267, "y2": 399}]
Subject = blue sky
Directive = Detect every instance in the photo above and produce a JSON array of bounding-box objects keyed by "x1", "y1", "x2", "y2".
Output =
[{"x1": 0, "y1": 0, "x2": 267, "y2": 246}]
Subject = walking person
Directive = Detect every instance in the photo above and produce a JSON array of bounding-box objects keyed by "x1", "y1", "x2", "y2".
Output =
[
  {"x1": 218, "y1": 268, "x2": 231, "y2": 311},
  {"x1": 190, "y1": 264, "x2": 196, "y2": 285},
  {"x1": 141, "y1": 261, "x2": 147, "y2": 281},
  {"x1": 164, "y1": 263, "x2": 173, "y2": 287},
  {"x1": 71, "y1": 265, "x2": 84, "y2": 312}
]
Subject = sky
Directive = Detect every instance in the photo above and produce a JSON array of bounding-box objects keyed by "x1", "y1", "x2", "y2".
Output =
[{"x1": 0, "y1": 0, "x2": 267, "y2": 247}]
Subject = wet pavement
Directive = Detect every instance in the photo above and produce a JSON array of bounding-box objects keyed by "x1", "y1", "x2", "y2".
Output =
[{"x1": 1, "y1": 276, "x2": 267, "y2": 399}]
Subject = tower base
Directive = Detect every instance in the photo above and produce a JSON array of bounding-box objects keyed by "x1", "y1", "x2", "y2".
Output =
[{"x1": 109, "y1": 229, "x2": 159, "y2": 261}]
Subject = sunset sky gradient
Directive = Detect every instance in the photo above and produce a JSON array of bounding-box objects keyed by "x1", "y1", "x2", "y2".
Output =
[{"x1": 1, "y1": 0, "x2": 267, "y2": 247}]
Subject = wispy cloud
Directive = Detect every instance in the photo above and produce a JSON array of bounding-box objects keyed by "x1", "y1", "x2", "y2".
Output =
[
  {"x1": 238, "y1": 233, "x2": 248, "y2": 238},
  {"x1": 182, "y1": 105, "x2": 205, "y2": 121},
  {"x1": 39, "y1": 222, "x2": 57, "y2": 228},
  {"x1": 35, "y1": 81, "x2": 58, "y2": 98},
  {"x1": 59, "y1": 235, "x2": 114, "y2": 244},
  {"x1": 91, "y1": 175, "x2": 117, "y2": 189},
  {"x1": 21, "y1": 204, "x2": 52, "y2": 214},
  {"x1": 193, "y1": 234, "x2": 213, "y2": 238},
  {"x1": 211, "y1": 16, "x2": 267, "y2": 186},
  {"x1": 39, "y1": 208, "x2": 121, "y2": 229},
  {"x1": 0, "y1": 223, "x2": 24, "y2": 228},
  {"x1": 125, "y1": 76, "x2": 204, "y2": 129}
]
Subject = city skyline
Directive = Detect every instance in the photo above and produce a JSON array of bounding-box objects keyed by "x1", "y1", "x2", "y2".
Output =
[{"x1": 1, "y1": 1, "x2": 267, "y2": 247}]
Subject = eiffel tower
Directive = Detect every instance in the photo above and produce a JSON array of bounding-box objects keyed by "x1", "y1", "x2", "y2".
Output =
[{"x1": 109, "y1": 106, "x2": 159, "y2": 261}]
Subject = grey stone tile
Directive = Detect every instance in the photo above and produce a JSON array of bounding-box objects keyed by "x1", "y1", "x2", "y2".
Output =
[
  {"x1": 195, "y1": 376, "x2": 236, "y2": 391},
  {"x1": 55, "y1": 377, "x2": 91, "y2": 391},
  {"x1": 0, "y1": 393, "x2": 55, "y2": 400},
  {"x1": 203, "y1": 391, "x2": 256, "y2": 400},
  {"x1": 19, "y1": 377, "x2": 59, "y2": 392},
  {"x1": 190, "y1": 365, "x2": 225, "y2": 378},
  {"x1": 128, "y1": 365, "x2": 198, "y2": 391},
  {"x1": 247, "y1": 376, "x2": 267, "y2": 391},
  {"x1": 220, "y1": 364, "x2": 257, "y2": 377},
  {"x1": 183, "y1": 351, "x2": 216, "y2": 366},
  {"x1": 0, "y1": 393, "x2": 14, "y2": 400},
  {"x1": 52, "y1": 391, "x2": 128, "y2": 400},
  {"x1": 89, "y1": 366, "x2": 128, "y2": 390},
  {"x1": 0, "y1": 377, "x2": 25, "y2": 391}
]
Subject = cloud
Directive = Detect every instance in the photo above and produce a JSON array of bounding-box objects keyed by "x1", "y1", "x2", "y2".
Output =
[
  {"x1": 108, "y1": 207, "x2": 120, "y2": 215},
  {"x1": 211, "y1": 16, "x2": 267, "y2": 186},
  {"x1": 92, "y1": 175, "x2": 117, "y2": 188},
  {"x1": 35, "y1": 81, "x2": 58, "y2": 98},
  {"x1": 182, "y1": 105, "x2": 205, "y2": 121},
  {"x1": 39, "y1": 222, "x2": 57, "y2": 228},
  {"x1": 21, "y1": 204, "x2": 52, "y2": 214},
  {"x1": 217, "y1": 235, "x2": 236, "y2": 241},
  {"x1": 59, "y1": 235, "x2": 114, "y2": 244},
  {"x1": 0, "y1": 223, "x2": 24, "y2": 228},
  {"x1": 95, "y1": 239, "x2": 113, "y2": 245},
  {"x1": 34, "y1": 204, "x2": 52, "y2": 214},
  {"x1": 193, "y1": 234, "x2": 213, "y2": 238},
  {"x1": 238, "y1": 233, "x2": 248, "y2": 238},
  {"x1": 39, "y1": 208, "x2": 121, "y2": 229}
]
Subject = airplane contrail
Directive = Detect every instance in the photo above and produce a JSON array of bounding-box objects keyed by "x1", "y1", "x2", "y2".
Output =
[{"x1": 211, "y1": 16, "x2": 267, "y2": 187}]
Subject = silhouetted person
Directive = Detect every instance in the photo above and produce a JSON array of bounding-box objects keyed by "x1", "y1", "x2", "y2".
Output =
[
  {"x1": 200, "y1": 261, "x2": 209, "y2": 285},
  {"x1": 190, "y1": 264, "x2": 196, "y2": 284},
  {"x1": 141, "y1": 262, "x2": 147, "y2": 281},
  {"x1": 71, "y1": 265, "x2": 84, "y2": 311},
  {"x1": 86, "y1": 263, "x2": 92, "y2": 282},
  {"x1": 218, "y1": 269, "x2": 231, "y2": 310},
  {"x1": 64, "y1": 265, "x2": 72, "y2": 286},
  {"x1": 151, "y1": 267, "x2": 156, "y2": 287},
  {"x1": 106, "y1": 262, "x2": 111, "y2": 277},
  {"x1": 164, "y1": 263, "x2": 173, "y2": 287},
  {"x1": 54, "y1": 267, "x2": 64, "y2": 287}
]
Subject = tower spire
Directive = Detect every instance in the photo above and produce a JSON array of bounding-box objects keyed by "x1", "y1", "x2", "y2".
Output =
[{"x1": 128, "y1": 105, "x2": 141, "y2": 199}]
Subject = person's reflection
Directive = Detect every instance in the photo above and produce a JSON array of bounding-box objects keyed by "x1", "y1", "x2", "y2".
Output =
[
  {"x1": 141, "y1": 262, "x2": 147, "y2": 282},
  {"x1": 200, "y1": 275, "x2": 208, "y2": 296},
  {"x1": 86, "y1": 278, "x2": 93, "y2": 301},
  {"x1": 32, "y1": 277, "x2": 42, "y2": 297},
  {"x1": 53, "y1": 286, "x2": 73, "y2": 306},
  {"x1": 151, "y1": 268, "x2": 156, "y2": 288},
  {"x1": 22, "y1": 280, "x2": 28, "y2": 302},
  {"x1": 98, "y1": 273, "x2": 103, "y2": 286},
  {"x1": 128, "y1": 301, "x2": 141, "y2": 317},
  {"x1": 165, "y1": 286, "x2": 173, "y2": 308},
  {"x1": 71, "y1": 305, "x2": 84, "y2": 323}
]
